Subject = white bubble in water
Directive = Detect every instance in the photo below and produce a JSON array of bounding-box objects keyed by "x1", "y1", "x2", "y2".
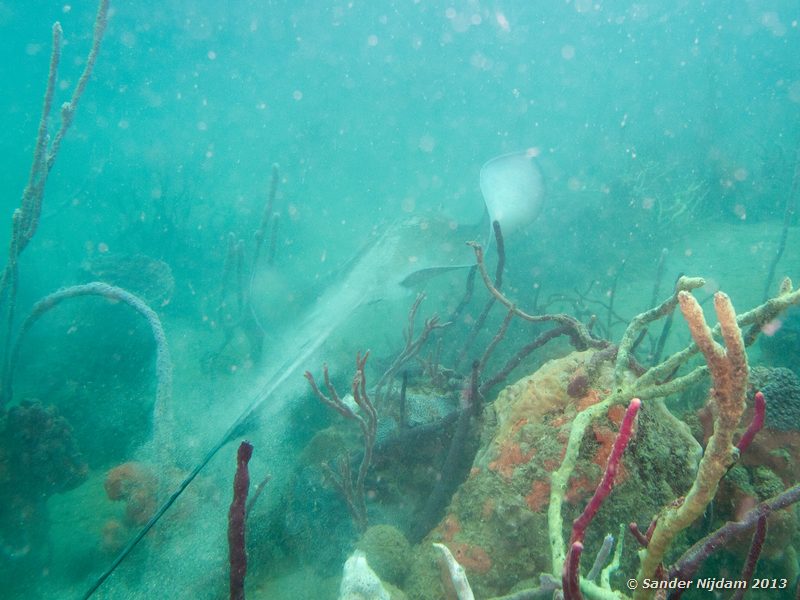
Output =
[
  {"x1": 495, "y1": 11, "x2": 510, "y2": 31},
  {"x1": 761, "y1": 11, "x2": 786, "y2": 36},
  {"x1": 788, "y1": 81, "x2": 800, "y2": 103},
  {"x1": 418, "y1": 134, "x2": 436, "y2": 153},
  {"x1": 561, "y1": 45, "x2": 576, "y2": 60},
  {"x1": 762, "y1": 319, "x2": 783, "y2": 336},
  {"x1": 121, "y1": 32, "x2": 137, "y2": 49}
]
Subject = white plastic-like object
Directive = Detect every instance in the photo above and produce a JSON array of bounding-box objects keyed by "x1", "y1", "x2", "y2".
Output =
[{"x1": 479, "y1": 150, "x2": 545, "y2": 235}]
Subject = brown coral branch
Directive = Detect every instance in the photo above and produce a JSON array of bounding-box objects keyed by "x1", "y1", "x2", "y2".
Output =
[
  {"x1": 479, "y1": 324, "x2": 571, "y2": 395},
  {"x1": 305, "y1": 352, "x2": 377, "y2": 533},
  {"x1": 467, "y1": 241, "x2": 606, "y2": 351},
  {"x1": 456, "y1": 220, "x2": 507, "y2": 367},
  {"x1": 373, "y1": 294, "x2": 448, "y2": 403},
  {"x1": 477, "y1": 308, "x2": 514, "y2": 376}
]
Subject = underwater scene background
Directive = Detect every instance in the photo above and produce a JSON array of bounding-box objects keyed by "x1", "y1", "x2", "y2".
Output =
[{"x1": 1, "y1": 1, "x2": 800, "y2": 599}]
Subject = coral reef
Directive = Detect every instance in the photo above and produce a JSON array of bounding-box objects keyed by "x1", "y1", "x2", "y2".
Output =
[
  {"x1": 0, "y1": 401, "x2": 87, "y2": 563},
  {"x1": 408, "y1": 350, "x2": 697, "y2": 599}
]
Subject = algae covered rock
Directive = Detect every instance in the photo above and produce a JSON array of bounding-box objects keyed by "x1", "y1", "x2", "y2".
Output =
[{"x1": 411, "y1": 350, "x2": 699, "y2": 599}]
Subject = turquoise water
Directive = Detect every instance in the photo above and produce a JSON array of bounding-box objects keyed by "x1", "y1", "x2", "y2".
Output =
[{"x1": 1, "y1": 1, "x2": 799, "y2": 599}]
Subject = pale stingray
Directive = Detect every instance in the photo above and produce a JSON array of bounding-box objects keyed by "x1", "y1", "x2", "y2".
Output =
[{"x1": 480, "y1": 151, "x2": 545, "y2": 236}]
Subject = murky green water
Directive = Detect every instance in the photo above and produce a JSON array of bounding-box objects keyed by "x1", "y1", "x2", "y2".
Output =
[{"x1": 1, "y1": 1, "x2": 799, "y2": 598}]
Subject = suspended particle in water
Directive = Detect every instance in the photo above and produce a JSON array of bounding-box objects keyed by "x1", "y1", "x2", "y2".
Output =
[
  {"x1": 761, "y1": 319, "x2": 783, "y2": 337},
  {"x1": 495, "y1": 11, "x2": 510, "y2": 31},
  {"x1": 418, "y1": 134, "x2": 435, "y2": 153}
]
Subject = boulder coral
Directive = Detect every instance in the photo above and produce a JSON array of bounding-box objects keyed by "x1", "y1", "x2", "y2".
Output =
[
  {"x1": 356, "y1": 524, "x2": 412, "y2": 586},
  {"x1": 104, "y1": 461, "x2": 158, "y2": 526}
]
